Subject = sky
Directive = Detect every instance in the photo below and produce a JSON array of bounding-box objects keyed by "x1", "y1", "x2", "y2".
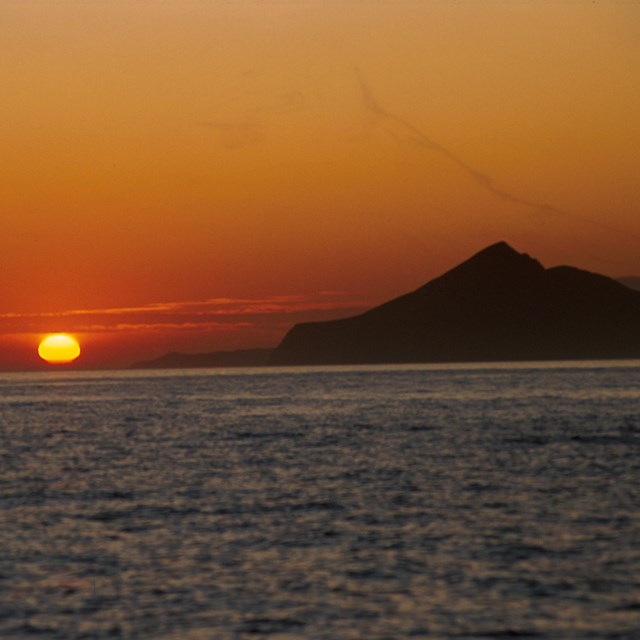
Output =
[{"x1": 2, "y1": 0, "x2": 640, "y2": 369}]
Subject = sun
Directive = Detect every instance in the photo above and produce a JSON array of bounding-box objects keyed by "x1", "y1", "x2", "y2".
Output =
[{"x1": 38, "y1": 334, "x2": 81, "y2": 365}]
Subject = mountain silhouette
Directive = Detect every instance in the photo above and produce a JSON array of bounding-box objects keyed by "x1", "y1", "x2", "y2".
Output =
[{"x1": 270, "y1": 242, "x2": 640, "y2": 365}]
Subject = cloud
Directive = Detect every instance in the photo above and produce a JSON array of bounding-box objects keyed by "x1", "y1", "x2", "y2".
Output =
[
  {"x1": 355, "y1": 67, "x2": 560, "y2": 210},
  {"x1": 354, "y1": 67, "x2": 639, "y2": 240},
  {"x1": 0, "y1": 292, "x2": 371, "y2": 337}
]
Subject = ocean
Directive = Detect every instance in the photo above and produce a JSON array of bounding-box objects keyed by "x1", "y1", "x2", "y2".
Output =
[{"x1": 1, "y1": 362, "x2": 639, "y2": 639}]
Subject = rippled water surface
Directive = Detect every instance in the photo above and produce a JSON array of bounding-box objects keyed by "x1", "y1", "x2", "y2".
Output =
[{"x1": 1, "y1": 362, "x2": 639, "y2": 639}]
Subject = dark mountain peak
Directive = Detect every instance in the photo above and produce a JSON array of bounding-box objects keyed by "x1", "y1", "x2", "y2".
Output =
[
  {"x1": 475, "y1": 240, "x2": 518, "y2": 257},
  {"x1": 418, "y1": 241, "x2": 543, "y2": 298},
  {"x1": 450, "y1": 241, "x2": 542, "y2": 276}
]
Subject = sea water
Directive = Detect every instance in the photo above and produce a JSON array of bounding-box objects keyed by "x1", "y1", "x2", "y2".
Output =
[{"x1": 1, "y1": 362, "x2": 639, "y2": 639}]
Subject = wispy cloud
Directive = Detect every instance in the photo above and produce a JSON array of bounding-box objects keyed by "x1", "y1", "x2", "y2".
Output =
[
  {"x1": 355, "y1": 67, "x2": 566, "y2": 213},
  {"x1": 0, "y1": 293, "x2": 371, "y2": 336},
  {"x1": 354, "y1": 67, "x2": 638, "y2": 240}
]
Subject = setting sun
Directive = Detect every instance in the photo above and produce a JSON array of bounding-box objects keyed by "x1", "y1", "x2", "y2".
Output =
[{"x1": 38, "y1": 334, "x2": 81, "y2": 364}]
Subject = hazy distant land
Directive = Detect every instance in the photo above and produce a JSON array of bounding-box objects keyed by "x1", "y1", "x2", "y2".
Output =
[
  {"x1": 132, "y1": 348, "x2": 274, "y2": 369},
  {"x1": 617, "y1": 276, "x2": 640, "y2": 292}
]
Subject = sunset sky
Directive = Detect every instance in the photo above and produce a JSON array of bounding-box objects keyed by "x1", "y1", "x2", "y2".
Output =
[{"x1": 2, "y1": 0, "x2": 639, "y2": 369}]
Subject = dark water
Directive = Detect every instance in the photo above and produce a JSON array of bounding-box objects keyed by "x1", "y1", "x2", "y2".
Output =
[{"x1": 1, "y1": 362, "x2": 639, "y2": 639}]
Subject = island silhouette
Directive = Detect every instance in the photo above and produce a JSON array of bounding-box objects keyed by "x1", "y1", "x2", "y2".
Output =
[{"x1": 269, "y1": 241, "x2": 640, "y2": 366}]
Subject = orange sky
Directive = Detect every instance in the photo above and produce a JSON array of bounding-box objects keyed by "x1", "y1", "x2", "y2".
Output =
[{"x1": 2, "y1": 0, "x2": 640, "y2": 369}]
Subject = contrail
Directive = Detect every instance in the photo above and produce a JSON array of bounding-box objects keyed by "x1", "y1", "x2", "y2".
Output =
[
  {"x1": 355, "y1": 67, "x2": 560, "y2": 213},
  {"x1": 354, "y1": 67, "x2": 639, "y2": 240}
]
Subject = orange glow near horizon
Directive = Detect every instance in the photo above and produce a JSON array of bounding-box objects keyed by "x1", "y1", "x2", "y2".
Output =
[{"x1": 2, "y1": 1, "x2": 640, "y2": 369}]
